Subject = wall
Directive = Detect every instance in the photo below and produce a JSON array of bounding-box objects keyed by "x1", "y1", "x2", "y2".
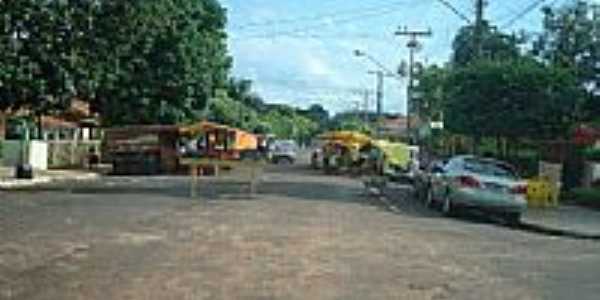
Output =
[
  {"x1": 47, "y1": 140, "x2": 101, "y2": 169},
  {"x1": 29, "y1": 141, "x2": 48, "y2": 170},
  {"x1": 1, "y1": 141, "x2": 21, "y2": 167},
  {"x1": 583, "y1": 162, "x2": 600, "y2": 187}
]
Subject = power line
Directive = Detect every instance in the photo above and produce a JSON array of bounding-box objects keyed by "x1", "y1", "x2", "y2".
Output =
[
  {"x1": 233, "y1": 0, "x2": 410, "y2": 31},
  {"x1": 435, "y1": 0, "x2": 472, "y2": 23},
  {"x1": 236, "y1": 3, "x2": 411, "y2": 39},
  {"x1": 251, "y1": 33, "x2": 389, "y2": 40},
  {"x1": 501, "y1": 0, "x2": 547, "y2": 29}
]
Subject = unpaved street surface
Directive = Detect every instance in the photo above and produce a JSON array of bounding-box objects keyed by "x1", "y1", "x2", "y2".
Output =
[{"x1": 1, "y1": 165, "x2": 600, "y2": 300}]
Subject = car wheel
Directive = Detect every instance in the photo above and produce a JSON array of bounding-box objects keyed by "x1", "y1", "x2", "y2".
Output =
[
  {"x1": 505, "y1": 212, "x2": 521, "y2": 226},
  {"x1": 441, "y1": 194, "x2": 455, "y2": 216}
]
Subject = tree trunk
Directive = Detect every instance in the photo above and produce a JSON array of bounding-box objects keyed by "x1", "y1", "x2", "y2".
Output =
[
  {"x1": 0, "y1": 111, "x2": 6, "y2": 140},
  {"x1": 472, "y1": 135, "x2": 481, "y2": 156},
  {"x1": 496, "y1": 135, "x2": 502, "y2": 159}
]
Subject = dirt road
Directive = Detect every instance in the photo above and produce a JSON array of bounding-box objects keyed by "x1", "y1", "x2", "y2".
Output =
[{"x1": 1, "y1": 165, "x2": 599, "y2": 299}]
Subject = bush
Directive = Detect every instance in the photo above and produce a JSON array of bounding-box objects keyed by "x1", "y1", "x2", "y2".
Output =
[
  {"x1": 583, "y1": 148, "x2": 600, "y2": 162},
  {"x1": 565, "y1": 188, "x2": 600, "y2": 209}
]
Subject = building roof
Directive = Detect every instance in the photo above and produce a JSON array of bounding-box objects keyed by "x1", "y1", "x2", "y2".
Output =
[{"x1": 41, "y1": 116, "x2": 79, "y2": 129}]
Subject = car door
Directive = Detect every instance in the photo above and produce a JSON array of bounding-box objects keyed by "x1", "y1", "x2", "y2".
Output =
[{"x1": 433, "y1": 158, "x2": 461, "y2": 199}]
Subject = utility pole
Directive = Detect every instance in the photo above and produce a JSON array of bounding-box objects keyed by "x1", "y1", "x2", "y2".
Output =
[
  {"x1": 363, "y1": 89, "x2": 371, "y2": 124},
  {"x1": 395, "y1": 27, "x2": 432, "y2": 143},
  {"x1": 368, "y1": 70, "x2": 396, "y2": 136},
  {"x1": 368, "y1": 70, "x2": 397, "y2": 116},
  {"x1": 350, "y1": 89, "x2": 372, "y2": 124},
  {"x1": 474, "y1": 0, "x2": 486, "y2": 59},
  {"x1": 372, "y1": 71, "x2": 384, "y2": 117}
]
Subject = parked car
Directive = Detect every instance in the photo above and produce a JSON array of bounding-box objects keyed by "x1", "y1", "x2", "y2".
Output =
[
  {"x1": 414, "y1": 159, "x2": 447, "y2": 200},
  {"x1": 269, "y1": 140, "x2": 298, "y2": 165},
  {"x1": 423, "y1": 155, "x2": 528, "y2": 224}
]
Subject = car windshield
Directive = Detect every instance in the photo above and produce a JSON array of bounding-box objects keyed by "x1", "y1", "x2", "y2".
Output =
[
  {"x1": 276, "y1": 144, "x2": 295, "y2": 152},
  {"x1": 464, "y1": 159, "x2": 518, "y2": 179}
]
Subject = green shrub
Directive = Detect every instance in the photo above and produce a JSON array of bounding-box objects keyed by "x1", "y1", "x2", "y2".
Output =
[
  {"x1": 583, "y1": 148, "x2": 600, "y2": 162},
  {"x1": 566, "y1": 188, "x2": 600, "y2": 209}
]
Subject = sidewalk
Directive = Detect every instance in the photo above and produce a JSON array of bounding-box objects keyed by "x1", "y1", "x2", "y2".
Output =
[
  {"x1": 0, "y1": 167, "x2": 100, "y2": 190},
  {"x1": 523, "y1": 205, "x2": 600, "y2": 238}
]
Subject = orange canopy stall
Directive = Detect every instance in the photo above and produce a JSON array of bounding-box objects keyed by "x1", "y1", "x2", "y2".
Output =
[{"x1": 179, "y1": 121, "x2": 258, "y2": 160}]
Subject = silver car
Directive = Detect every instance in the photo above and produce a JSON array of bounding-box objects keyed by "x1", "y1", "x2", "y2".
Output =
[
  {"x1": 425, "y1": 155, "x2": 528, "y2": 224},
  {"x1": 269, "y1": 140, "x2": 298, "y2": 165}
]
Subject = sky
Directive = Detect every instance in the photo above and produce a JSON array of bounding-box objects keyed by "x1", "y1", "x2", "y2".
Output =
[{"x1": 221, "y1": 0, "x2": 575, "y2": 115}]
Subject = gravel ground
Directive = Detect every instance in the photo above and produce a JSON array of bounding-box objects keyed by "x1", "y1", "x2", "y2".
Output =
[{"x1": 1, "y1": 164, "x2": 599, "y2": 300}]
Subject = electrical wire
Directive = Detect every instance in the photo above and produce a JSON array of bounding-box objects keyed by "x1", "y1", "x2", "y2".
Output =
[
  {"x1": 236, "y1": 2, "x2": 412, "y2": 39},
  {"x1": 501, "y1": 0, "x2": 547, "y2": 29},
  {"x1": 233, "y1": 0, "x2": 410, "y2": 31},
  {"x1": 435, "y1": 0, "x2": 472, "y2": 23}
]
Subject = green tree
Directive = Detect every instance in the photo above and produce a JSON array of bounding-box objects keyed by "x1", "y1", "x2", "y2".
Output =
[
  {"x1": 452, "y1": 21, "x2": 522, "y2": 66},
  {"x1": 88, "y1": 0, "x2": 231, "y2": 125},
  {"x1": 0, "y1": 1, "x2": 85, "y2": 115},
  {"x1": 445, "y1": 58, "x2": 581, "y2": 141},
  {"x1": 533, "y1": 1, "x2": 600, "y2": 121},
  {"x1": 413, "y1": 65, "x2": 449, "y2": 122},
  {"x1": 209, "y1": 90, "x2": 260, "y2": 131},
  {"x1": 302, "y1": 104, "x2": 330, "y2": 128},
  {"x1": 259, "y1": 109, "x2": 318, "y2": 141},
  {"x1": 328, "y1": 113, "x2": 373, "y2": 135},
  {"x1": 0, "y1": 0, "x2": 232, "y2": 126},
  {"x1": 226, "y1": 78, "x2": 265, "y2": 110}
]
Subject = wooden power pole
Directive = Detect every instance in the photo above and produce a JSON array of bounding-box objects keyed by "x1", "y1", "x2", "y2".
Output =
[
  {"x1": 395, "y1": 27, "x2": 432, "y2": 143},
  {"x1": 474, "y1": 0, "x2": 486, "y2": 59}
]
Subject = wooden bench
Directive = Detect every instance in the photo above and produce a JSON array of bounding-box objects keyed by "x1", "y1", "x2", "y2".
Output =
[{"x1": 181, "y1": 158, "x2": 266, "y2": 199}]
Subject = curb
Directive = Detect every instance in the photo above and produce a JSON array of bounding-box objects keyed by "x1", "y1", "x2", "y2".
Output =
[
  {"x1": 380, "y1": 183, "x2": 600, "y2": 241},
  {"x1": 518, "y1": 221, "x2": 600, "y2": 240},
  {"x1": 0, "y1": 173, "x2": 100, "y2": 191}
]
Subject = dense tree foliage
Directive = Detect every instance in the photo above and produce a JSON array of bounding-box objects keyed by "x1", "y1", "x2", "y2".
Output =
[
  {"x1": 413, "y1": 65, "x2": 449, "y2": 123},
  {"x1": 452, "y1": 21, "x2": 522, "y2": 66},
  {"x1": 533, "y1": 1, "x2": 600, "y2": 122},
  {"x1": 0, "y1": 0, "x2": 231, "y2": 126},
  {"x1": 226, "y1": 78, "x2": 265, "y2": 111},
  {"x1": 415, "y1": 4, "x2": 587, "y2": 147},
  {"x1": 445, "y1": 58, "x2": 580, "y2": 140},
  {"x1": 301, "y1": 104, "x2": 329, "y2": 127},
  {"x1": 328, "y1": 112, "x2": 374, "y2": 135}
]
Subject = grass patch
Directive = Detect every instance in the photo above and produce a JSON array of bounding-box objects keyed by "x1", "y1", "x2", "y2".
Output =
[{"x1": 563, "y1": 188, "x2": 600, "y2": 209}]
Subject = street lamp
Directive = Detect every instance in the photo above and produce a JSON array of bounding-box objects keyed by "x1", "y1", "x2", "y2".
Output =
[
  {"x1": 353, "y1": 50, "x2": 398, "y2": 77},
  {"x1": 354, "y1": 50, "x2": 403, "y2": 137}
]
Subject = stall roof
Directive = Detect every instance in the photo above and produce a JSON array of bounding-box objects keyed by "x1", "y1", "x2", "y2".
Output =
[
  {"x1": 105, "y1": 125, "x2": 180, "y2": 135},
  {"x1": 105, "y1": 122, "x2": 255, "y2": 137},
  {"x1": 42, "y1": 116, "x2": 79, "y2": 129},
  {"x1": 179, "y1": 121, "x2": 251, "y2": 136}
]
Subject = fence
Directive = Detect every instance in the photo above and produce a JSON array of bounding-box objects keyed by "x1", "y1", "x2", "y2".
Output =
[{"x1": 47, "y1": 140, "x2": 102, "y2": 169}]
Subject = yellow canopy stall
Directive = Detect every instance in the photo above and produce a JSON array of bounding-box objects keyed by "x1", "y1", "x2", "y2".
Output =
[
  {"x1": 372, "y1": 140, "x2": 411, "y2": 170},
  {"x1": 317, "y1": 131, "x2": 372, "y2": 149},
  {"x1": 179, "y1": 121, "x2": 258, "y2": 151}
]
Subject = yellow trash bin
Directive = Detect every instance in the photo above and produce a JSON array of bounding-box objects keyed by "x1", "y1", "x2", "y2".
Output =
[{"x1": 526, "y1": 178, "x2": 559, "y2": 208}]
